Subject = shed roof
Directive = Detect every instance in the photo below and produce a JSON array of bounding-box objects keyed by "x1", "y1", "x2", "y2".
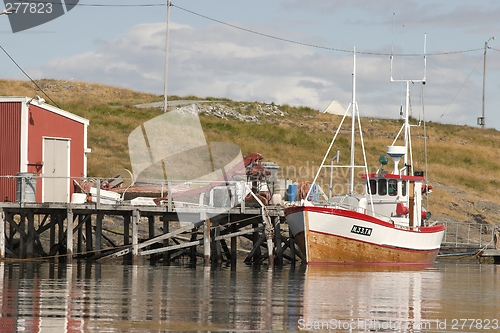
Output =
[{"x1": 0, "y1": 96, "x2": 89, "y2": 125}]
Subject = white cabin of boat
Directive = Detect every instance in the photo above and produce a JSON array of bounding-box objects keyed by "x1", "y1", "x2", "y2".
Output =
[
  {"x1": 363, "y1": 144, "x2": 428, "y2": 229},
  {"x1": 327, "y1": 144, "x2": 429, "y2": 230}
]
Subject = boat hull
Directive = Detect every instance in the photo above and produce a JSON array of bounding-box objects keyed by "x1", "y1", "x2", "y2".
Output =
[{"x1": 285, "y1": 206, "x2": 445, "y2": 264}]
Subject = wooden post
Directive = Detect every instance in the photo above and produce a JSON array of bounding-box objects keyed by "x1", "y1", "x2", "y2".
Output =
[
  {"x1": 212, "y1": 225, "x2": 222, "y2": 263},
  {"x1": 230, "y1": 221, "x2": 237, "y2": 266},
  {"x1": 124, "y1": 213, "x2": 130, "y2": 246},
  {"x1": 77, "y1": 215, "x2": 84, "y2": 255},
  {"x1": 58, "y1": 213, "x2": 64, "y2": 257},
  {"x1": 167, "y1": 181, "x2": 172, "y2": 212},
  {"x1": 66, "y1": 209, "x2": 74, "y2": 261},
  {"x1": 163, "y1": 213, "x2": 170, "y2": 262},
  {"x1": 290, "y1": 232, "x2": 296, "y2": 265},
  {"x1": 19, "y1": 212, "x2": 25, "y2": 258},
  {"x1": 148, "y1": 215, "x2": 155, "y2": 238},
  {"x1": 252, "y1": 219, "x2": 261, "y2": 262},
  {"x1": 96, "y1": 214, "x2": 103, "y2": 255},
  {"x1": 85, "y1": 213, "x2": 93, "y2": 252},
  {"x1": 8, "y1": 213, "x2": 14, "y2": 254},
  {"x1": 132, "y1": 210, "x2": 139, "y2": 262},
  {"x1": 203, "y1": 216, "x2": 211, "y2": 265},
  {"x1": 148, "y1": 215, "x2": 155, "y2": 261},
  {"x1": 50, "y1": 213, "x2": 56, "y2": 252},
  {"x1": 0, "y1": 208, "x2": 4, "y2": 259},
  {"x1": 123, "y1": 213, "x2": 131, "y2": 263},
  {"x1": 274, "y1": 216, "x2": 282, "y2": 265},
  {"x1": 26, "y1": 211, "x2": 35, "y2": 258}
]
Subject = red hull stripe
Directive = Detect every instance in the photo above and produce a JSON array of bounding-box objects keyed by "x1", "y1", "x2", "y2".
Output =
[{"x1": 307, "y1": 260, "x2": 436, "y2": 266}]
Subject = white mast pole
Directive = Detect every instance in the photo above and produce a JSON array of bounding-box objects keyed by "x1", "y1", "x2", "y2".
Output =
[
  {"x1": 349, "y1": 47, "x2": 356, "y2": 193},
  {"x1": 163, "y1": 0, "x2": 171, "y2": 113},
  {"x1": 403, "y1": 80, "x2": 410, "y2": 175}
]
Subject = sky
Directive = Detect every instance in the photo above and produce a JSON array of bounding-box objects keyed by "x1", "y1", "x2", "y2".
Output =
[{"x1": 1, "y1": 0, "x2": 500, "y2": 129}]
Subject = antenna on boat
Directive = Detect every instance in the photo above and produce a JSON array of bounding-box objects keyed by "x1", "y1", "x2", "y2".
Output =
[{"x1": 389, "y1": 33, "x2": 427, "y2": 175}]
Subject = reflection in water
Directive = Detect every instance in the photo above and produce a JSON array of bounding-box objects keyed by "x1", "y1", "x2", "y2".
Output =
[
  {"x1": 301, "y1": 265, "x2": 441, "y2": 331},
  {"x1": 0, "y1": 262, "x2": 499, "y2": 332}
]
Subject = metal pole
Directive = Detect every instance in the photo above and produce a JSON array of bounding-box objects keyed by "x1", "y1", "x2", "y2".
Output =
[
  {"x1": 163, "y1": 0, "x2": 171, "y2": 113},
  {"x1": 481, "y1": 37, "x2": 496, "y2": 129}
]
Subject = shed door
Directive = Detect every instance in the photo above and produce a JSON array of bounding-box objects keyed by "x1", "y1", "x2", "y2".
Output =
[{"x1": 43, "y1": 138, "x2": 70, "y2": 202}]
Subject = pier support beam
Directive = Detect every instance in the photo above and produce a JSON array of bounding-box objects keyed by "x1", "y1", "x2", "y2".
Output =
[
  {"x1": 230, "y1": 222, "x2": 237, "y2": 266},
  {"x1": 85, "y1": 213, "x2": 93, "y2": 253},
  {"x1": 26, "y1": 212, "x2": 35, "y2": 259},
  {"x1": 124, "y1": 213, "x2": 130, "y2": 246},
  {"x1": 203, "y1": 216, "x2": 211, "y2": 265},
  {"x1": 274, "y1": 216, "x2": 282, "y2": 265},
  {"x1": 96, "y1": 214, "x2": 103, "y2": 255},
  {"x1": 132, "y1": 210, "x2": 139, "y2": 263},
  {"x1": 162, "y1": 213, "x2": 170, "y2": 262},
  {"x1": 66, "y1": 209, "x2": 73, "y2": 261}
]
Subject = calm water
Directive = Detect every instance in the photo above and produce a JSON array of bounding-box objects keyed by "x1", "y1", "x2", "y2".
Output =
[{"x1": 0, "y1": 260, "x2": 499, "y2": 332}]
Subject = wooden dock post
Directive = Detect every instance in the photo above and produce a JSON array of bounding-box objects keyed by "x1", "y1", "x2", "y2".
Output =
[
  {"x1": 132, "y1": 209, "x2": 140, "y2": 263},
  {"x1": 58, "y1": 213, "x2": 64, "y2": 257},
  {"x1": 26, "y1": 211, "x2": 35, "y2": 259},
  {"x1": 77, "y1": 215, "x2": 84, "y2": 255},
  {"x1": 148, "y1": 215, "x2": 155, "y2": 260},
  {"x1": 19, "y1": 212, "x2": 25, "y2": 258},
  {"x1": 162, "y1": 213, "x2": 170, "y2": 262},
  {"x1": 203, "y1": 216, "x2": 211, "y2": 265},
  {"x1": 274, "y1": 216, "x2": 282, "y2": 265},
  {"x1": 124, "y1": 213, "x2": 130, "y2": 246},
  {"x1": 230, "y1": 222, "x2": 237, "y2": 266},
  {"x1": 85, "y1": 213, "x2": 93, "y2": 253},
  {"x1": 96, "y1": 214, "x2": 103, "y2": 255},
  {"x1": 66, "y1": 208, "x2": 73, "y2": 261}
]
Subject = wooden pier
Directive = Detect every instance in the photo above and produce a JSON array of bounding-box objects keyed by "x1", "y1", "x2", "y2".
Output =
[{"x1": 0, "y1": 201, "x2": 301, "y2": 265}]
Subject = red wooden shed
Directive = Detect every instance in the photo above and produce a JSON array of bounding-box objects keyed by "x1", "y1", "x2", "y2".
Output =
[{"x1": 0, "y1": 96, "x2": 90, "y2": 203}]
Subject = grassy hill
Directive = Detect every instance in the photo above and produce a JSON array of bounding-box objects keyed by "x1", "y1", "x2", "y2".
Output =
[{"x1": 1, "y1": 79, "x2": 500, "y2": 225}]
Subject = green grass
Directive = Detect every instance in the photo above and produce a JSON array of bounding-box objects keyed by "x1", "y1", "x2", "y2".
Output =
[{"x1": 2, "y1": 78, "x2": 500, "y2": 223}]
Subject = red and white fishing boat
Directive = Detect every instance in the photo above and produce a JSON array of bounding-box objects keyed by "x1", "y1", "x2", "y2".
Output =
[{"x1": 285, "y1": 45, "x2": 445, "y2": 264}]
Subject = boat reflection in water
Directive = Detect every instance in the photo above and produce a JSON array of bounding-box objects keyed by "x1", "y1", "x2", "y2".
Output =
[{"x1": 298, "y1": 264, "x2": 442, "y2": 332}]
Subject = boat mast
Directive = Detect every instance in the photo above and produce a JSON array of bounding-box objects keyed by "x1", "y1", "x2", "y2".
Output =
[
  {"x1": 390, "y1": 34, "x2": 427, "y2": 175},
  {"x1": 349, "y1": 47, "x2": 356, "y2": 193}
]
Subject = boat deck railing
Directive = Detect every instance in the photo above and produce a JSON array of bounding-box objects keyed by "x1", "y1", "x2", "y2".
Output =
[{"x1": 441, "y1": 220, "x2": 499, "y2": 249}]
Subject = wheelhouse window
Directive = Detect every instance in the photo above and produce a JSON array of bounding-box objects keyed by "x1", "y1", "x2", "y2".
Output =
[
  {"x1": 368, "y1": 179, "x2": 377, "y2": 195},
  {"x1": 388, "y1": 179, "x2": 398, "y2": 196},
  {"x1": 378, "y1": 179, "x2": 387, "y2": 196}
]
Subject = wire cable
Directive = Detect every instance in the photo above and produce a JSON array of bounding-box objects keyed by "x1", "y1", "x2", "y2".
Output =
[
  {"x1": 172, "y1": 4, "x2": 483, "y2": 57},
  {"x1": 0, "y1": 45, "x2": 61, "y2": 108},
  {"x1": 439, "y1": 53, "x2": 483, "y2": 120}
]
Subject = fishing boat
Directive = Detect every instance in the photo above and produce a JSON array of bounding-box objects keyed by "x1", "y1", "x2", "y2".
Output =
[{"x1": 285, "y1": 46, "x2": 445, "y2": 264}]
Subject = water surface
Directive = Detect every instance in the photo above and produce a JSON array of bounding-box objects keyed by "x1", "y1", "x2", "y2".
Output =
[{"x1": 0, "y1": 261, "x2": 499, "y2": 332}]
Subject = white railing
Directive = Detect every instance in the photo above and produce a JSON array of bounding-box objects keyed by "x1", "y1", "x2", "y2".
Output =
[{"x1": 441, "y1": 220, "x2": 498, "y2": 248}]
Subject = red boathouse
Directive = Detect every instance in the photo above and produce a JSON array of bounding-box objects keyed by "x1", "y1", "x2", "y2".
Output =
[{"x1": 0, "y1": 96, "x2": 90, "y2": 203}]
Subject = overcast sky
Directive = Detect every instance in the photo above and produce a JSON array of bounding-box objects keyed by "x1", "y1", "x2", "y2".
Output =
[{"x1": 1, "y1": 0, "x2": 499, "y2": 129}]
